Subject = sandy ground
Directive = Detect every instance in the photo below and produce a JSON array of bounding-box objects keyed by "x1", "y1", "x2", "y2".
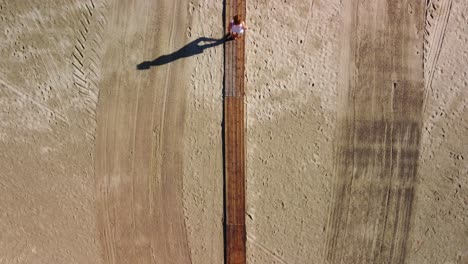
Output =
[
  {"x1": 0, "y1": 0, "x2": 467, "y2": 263},
  {"x1": 0, "y1": 1, "x2": 104, "y2": 263},
  {"x1": 245, "y1": 0, "x2": 340, "y2": 262}
]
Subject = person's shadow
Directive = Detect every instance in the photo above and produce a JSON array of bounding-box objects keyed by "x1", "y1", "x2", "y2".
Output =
[{"x1": 137, "y1": 36, "x2": 229, "y2": 70}]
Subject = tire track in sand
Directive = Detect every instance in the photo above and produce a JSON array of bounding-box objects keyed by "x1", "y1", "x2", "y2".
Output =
[
  {"x1": 324, "y1": 1, "x2": 425, "y2": 263},
  {"x1": 423, "y1": 0, "x2": 453, "y2": 110},
  {"x1": 95, "y1": 1, "x2": 192, "y2": 263},
  {"x1": 71, "y1": 0, "x2": 108, "y2": 140}
]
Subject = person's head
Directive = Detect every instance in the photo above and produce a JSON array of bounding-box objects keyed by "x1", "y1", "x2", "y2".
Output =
[{"x1": 233, "y1": 15, "x2": 241, "y2": 25}]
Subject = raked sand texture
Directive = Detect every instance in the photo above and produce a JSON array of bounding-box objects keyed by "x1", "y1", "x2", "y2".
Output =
[
  {"x1": 95, "y1": 1, "x2": 189, "y2": 263},
  {"x1": 0, "y1": 0, "x2": 467, "y2": 263},
  {"x1": 95, "y1": 1, "x2": 199, "y2": 263},
  {"x1": 95, "y1": 0, "x2": 226, "y2": 263}
]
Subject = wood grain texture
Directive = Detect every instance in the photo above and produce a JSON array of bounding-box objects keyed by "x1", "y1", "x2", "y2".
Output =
[{"x1": 224, "y1": 0, "x2": 246, "y2": 263}]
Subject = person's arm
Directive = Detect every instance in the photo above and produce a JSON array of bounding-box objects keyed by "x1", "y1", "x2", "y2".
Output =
[
  {"x1": 228, "y1": 20, "x2": 233, "y2": 31},
  {"x1": 242, "y1": 21, "x2": 248, "y2": 30}
]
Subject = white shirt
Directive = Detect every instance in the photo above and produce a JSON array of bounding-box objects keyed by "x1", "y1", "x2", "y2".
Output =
[{"x1": 231, "y1": 21, "x2": 244, "y2": 34}]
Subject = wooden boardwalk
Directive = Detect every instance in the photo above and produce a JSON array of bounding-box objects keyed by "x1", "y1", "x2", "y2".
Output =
[{"x1": 224, "y1": 0, "x2": 246, "y2": 263}]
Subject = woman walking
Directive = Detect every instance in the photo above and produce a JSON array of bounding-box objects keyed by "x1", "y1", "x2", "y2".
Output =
[{"x1": 227, "y1": 15, "x2": 248, "y2": 40}]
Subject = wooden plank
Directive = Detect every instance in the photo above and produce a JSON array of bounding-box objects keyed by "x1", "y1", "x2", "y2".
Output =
[
  {"x1": 223, "y1": 0, "x2": 246, "y2": 262},
  {"x1": 224, "y1": 98, "x2": 246, "y2": 264}
]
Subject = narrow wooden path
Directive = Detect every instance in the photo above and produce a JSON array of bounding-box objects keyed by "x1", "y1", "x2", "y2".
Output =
[{"x1": 224, "y1": 0, "x2": 246, "y2": 264}]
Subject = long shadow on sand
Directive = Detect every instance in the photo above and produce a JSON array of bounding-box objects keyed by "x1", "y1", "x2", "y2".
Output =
[{"x1": 137, "y1": 36, "x2": 227, "y2": 70}]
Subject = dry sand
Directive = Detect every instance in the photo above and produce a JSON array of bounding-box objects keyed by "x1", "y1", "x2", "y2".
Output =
[{"x1": 0, "y1": 0, "x2": 466, "y2": 263}]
